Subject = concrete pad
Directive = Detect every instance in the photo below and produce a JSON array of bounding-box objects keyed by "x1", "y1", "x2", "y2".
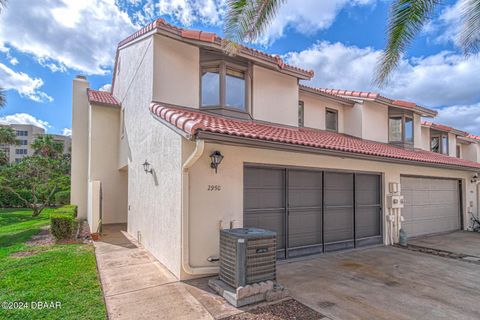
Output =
[
  {"x1": 107, "y1": 282, "x2": 214, "y2": 320},
  {"x1": 101, "y1": 261, "x2": 177, "y2": 297},
  {"x1": 279, "y1": 246, "x2": 480, "y2": 320},
  {"x1": 184, "y1": 277, "x2": 243, "y2": 319},
  {"x1": 409, "y1": 231, "x2": 480, "y2": 257}
]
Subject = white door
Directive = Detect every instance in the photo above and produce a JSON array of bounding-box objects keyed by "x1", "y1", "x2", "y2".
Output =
[{"x1": 401, "y1": 176, "x2": 460, "y2": 238}]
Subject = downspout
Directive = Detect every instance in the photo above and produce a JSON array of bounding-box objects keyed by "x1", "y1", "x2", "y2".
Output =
[{"x1": 181, "y1": 139, "x2": 218, "y2": 275}]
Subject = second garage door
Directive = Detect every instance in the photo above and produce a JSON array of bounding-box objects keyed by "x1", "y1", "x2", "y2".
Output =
[{"x1": 401, "y1": 176, "x2": 461, "y2": 238}]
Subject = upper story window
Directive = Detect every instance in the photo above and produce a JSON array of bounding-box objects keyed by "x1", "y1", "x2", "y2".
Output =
[
  {"x1": 325, "y1": 108, "x2": 338, "y2": 132},
  {"x1": 456, "y1": 144, "x2": 461, "y2": 158},
  {"x1": 16, "y1": 130, "x2": 28, "y2": 137},
  {"x1": 298, "y1": 101, "x2": 304, "y2": 127},
  {"x1": 388, "y1": 110, "x2": 414, "y2": 147},
  {"x1": 17, "y1": 140, "x2": 28, "y2": 145},
  {"x1": 431, "y1": 132, "x2": 449, "y2": 155},
  {"x1": 200, "y1": 61, "x2": 247, "y2": 112}
]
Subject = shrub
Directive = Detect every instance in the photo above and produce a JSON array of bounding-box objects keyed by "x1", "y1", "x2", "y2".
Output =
[
  {"x1": 50, "y1": 205, "x2": 78, "y2": 239},
  {"x1": 0, "y1": 189, "x2": 33, "y2": 207},
  {"x1": 54, "y1": 190, "x2": 70, "y2": 206}
]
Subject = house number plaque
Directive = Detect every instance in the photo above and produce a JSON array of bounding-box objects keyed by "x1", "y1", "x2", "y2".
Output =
[{"x1": 207, "y1": 185, "x2": 221, "y2": 191}]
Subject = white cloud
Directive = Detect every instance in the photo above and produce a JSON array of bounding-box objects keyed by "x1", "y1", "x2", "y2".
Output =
[
  {"x1": 0, "y1": 113, "x2": 51, "y2": 130},
  {"x1": 256, "y1": 0, "x2": 376, "y2": 44},
  {"x1": 9, "y1": 57, "x2": 18, "y2": 65},
  {"x1": 155, "y1": 0, "x2": 226, "y2": 26},
  {"x1": 99, "y1": 84, "x2": 112, "y2": 92},
  {"x1": 285, "y1": 41, "x2": 480, "y2": 107},
  {"x1": 0, "y1": 0, "x2": 137, "y2": 75},
  {"x1": 435, "y1": 104, "x2": 480, "y2": 135},
  {"x1": 0, "y1": 63, "x2": 53, "y2": 103},
  {"x1": 62, "y1": 128, "x2": 72, "y2": 136}
]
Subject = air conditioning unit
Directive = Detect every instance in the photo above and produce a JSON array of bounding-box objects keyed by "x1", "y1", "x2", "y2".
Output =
[{"x1": 219, "y1": 228, "x2": 277, "y2": 288}]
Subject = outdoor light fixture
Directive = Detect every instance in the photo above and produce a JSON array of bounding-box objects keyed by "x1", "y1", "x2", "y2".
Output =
[
  {"x1": 210, "y1": 151, "x2": 224, "y2": 174},
  {"x1": 142, "y1": 160, "x2": 153, "y2": 174},
  {"x1": 472, "y1": 173, "x2": 479, "y2": 184}
]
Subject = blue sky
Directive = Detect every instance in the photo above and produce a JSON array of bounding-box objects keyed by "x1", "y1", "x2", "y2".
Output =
[{"x1": 0, "y1": 0, "x2": 478, "y2": 135}]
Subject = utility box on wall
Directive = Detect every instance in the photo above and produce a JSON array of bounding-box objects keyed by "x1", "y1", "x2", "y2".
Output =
[{"x1": 387, "y1": 195, "x2": 405, "y2": 209}]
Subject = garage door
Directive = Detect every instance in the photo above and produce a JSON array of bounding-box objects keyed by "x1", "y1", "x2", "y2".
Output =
[
  {"x1": 401, "y1": 176, "x2": 461, "y2": 238},
  {"x1": 244, "y1": 166, "x2": 382, "y2": 259}
]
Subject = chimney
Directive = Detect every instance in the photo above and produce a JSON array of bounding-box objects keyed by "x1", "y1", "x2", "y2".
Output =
[{"x1": 71, "y1": 75, "x2": 90, "y2": 219}]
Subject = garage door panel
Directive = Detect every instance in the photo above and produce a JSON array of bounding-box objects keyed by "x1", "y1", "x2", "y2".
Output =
[
  {"x1": 324, "y1": 207, "x2": 354, "y2": 243},
  {"x1": 288, "y1": 170, "x2": 322, "y2": 208},
  {"x1": 288, "y1": 209, "x2": 322, "y2": 248},
  {"x1": 244, "y1": 168, "x2": 285, "y2": 210},
  {"x1": 401, "y1": 176, "x2": 460, "y2": 238},
  {"x1": 356, "y1": 207, "x2": 381, "y2": 238},
  {"x1": 244, "y1": 210, "x2": 285, "y2": 249}
]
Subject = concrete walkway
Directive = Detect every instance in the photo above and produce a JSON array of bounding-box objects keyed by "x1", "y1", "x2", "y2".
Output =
[
  {"x1": 409, "y1": 231, "x2": 480, "y2": 257},
  {"x1": 94, "y1": 224, "x2": 243, "y2": 320}
]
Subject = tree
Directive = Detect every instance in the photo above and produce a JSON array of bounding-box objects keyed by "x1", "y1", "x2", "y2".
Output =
[
  {"x1": 31, "y1": 135, "x2": 64, "y2": 158},
  {"x1": 223, "y1": 0, "x2": 480, "y2": 84},
  {"x1": 0, "y1": 126, "x2": 16, "y2": 144},
  {"x1": 0, "y1": 155, "x2": 70, "y2": 216}
]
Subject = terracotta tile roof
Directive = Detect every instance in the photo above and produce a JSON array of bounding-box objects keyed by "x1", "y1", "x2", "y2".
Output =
[
  {"x1": 314, "y1": 88, "x2": 437, "y2": 117},
  {"x1": 299, "y1": 85, "x2": 355, "y2": 105},
  {"x1": 87, "y1": 89, "x2": 120, "y2": 107},
  {"x1": 150, "y1": 103, "x2": 480, "y2": 170},
  {"x1": 422, "y1": 121, "x2": 469, "y2": 136},
  {"x1": 115, "y1": 19, "x2": 313, "y2": 79}
]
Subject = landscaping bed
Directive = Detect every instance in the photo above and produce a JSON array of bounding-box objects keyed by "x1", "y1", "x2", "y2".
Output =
[{"x1": 0, "y1": 208, "x2": 106, "y2": 320}]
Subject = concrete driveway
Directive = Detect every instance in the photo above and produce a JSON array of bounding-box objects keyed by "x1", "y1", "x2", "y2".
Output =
[{"x1": 278, "y1": 232, "x2": 480, "y2": 320}]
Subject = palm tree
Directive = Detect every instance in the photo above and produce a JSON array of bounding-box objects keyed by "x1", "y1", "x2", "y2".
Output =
[
  {"x1": 0, "y1": 126, "x2": 16, "y2": 144},
  {"x1": 223, "y1": 0, "x2": 480, "y2": 84},
  {"x1": 31, "y1": 135, "x2": 64, "y2": 158}
]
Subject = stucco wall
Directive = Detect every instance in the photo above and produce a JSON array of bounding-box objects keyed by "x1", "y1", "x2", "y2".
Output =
[
  {"x1": 252, "y1": 66, "x2": 298, "y2": 127},
  {"x1": 152, "y1": 35, "x2": 200, "y2": 108},
  {"x1": 344, "y1": 103, "x2": 363, "y2": 138},
  {"x1": 71, "y1": 77, "x2": 90, "y2": 219},
  {"x1": 462, "y1": 143, "x2": 479, "y2": 162},
  {"x1": 448, "y1": 133, "x2": 457, "y2": 157},
  {"x1": 421, "y1": 127, "x2": 431, "y2": 151},
  {"x1": 362, "y1": 101, "x2": 388, "y2": 143},
  {"x1": 114, "y1": 35, "x2": 184, "y2": 278},
  {"x1": 88, "y1": 105, "x2": 127, "y2": 224},
  {"x1": 300, "y1": 92, "x2": 345, "y2": 132},
  {"x1": 414, "y1": 114, "x2": 422, "y2": 149},
  {"x1": 185, "y1": 141, "x2": 475, "y2": 274}
]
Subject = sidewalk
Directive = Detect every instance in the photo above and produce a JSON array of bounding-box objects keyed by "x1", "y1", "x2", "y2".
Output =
[{"x1": 93, "y1": 224, "x2": 242, "y2": 320}]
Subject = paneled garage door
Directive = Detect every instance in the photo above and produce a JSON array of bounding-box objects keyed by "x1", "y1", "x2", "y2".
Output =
[
  {"x1": 401, "y1": 176, "x2": 461, "y2": 238},
  {"x1": 244, "y1": 166, "x2": 382, "y2": 259}
]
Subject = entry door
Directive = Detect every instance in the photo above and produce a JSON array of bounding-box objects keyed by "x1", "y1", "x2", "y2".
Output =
[
  {"x1": 324, "y1": 172, "x2": 354, "y2": 252},
  {"x1": 401, "y1": 176, "x2": 461, "y2": 237},
  {"x1": 244, "y1": 167, "x2": 286, "y2": 258},
  {"x1": 287, "y1": 170, "x2": 323, "y2": 258}
]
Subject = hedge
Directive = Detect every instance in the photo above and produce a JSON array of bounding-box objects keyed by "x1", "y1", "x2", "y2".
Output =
[
  {"x1": 0, "y1": 189, "x2": 33, "y2": 207},
  {"x1": 54, "y1": 190, "x2": 70, "y2": 206},
  {"x1": 50, "y1": 205, "x2": 77, "y2": 240}
]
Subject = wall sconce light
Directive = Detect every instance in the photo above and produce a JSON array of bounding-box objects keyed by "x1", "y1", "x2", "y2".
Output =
[
  {"x1": 472, "y1": 173, "x2": 479, "y2": 184},
  {"x1": 210, "y1": 151, "x2": 224, "y2": 174},
  {"x1": 142, "y1": 160, "x2": 153, "y2": 174}
]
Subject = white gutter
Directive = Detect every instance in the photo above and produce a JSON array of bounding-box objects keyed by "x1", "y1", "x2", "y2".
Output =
[{"x1": 181, "y1": 140, "x2": 218, "y2": 276}]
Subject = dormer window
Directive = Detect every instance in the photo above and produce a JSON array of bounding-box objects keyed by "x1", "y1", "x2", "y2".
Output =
[
  {"x1": 388, "y1": 109, "x2": 414, "y2": 147},
  {"x1": 200, "y1": 60, "x2": 248, "y2": 114},
  {"x1": 325, "y1": 108, "x2": 338, "y2": 132},
  {"x1": 431, "y1": 132, "x2": 449, "y2": 155}
]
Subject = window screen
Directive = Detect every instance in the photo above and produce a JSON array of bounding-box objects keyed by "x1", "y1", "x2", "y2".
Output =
[
  {"x1": 389, "y1": 117, "x2": 403, "y2": 142},
  {"x1": 326, "y1": 109, "x2": 338, "y2": 131}
]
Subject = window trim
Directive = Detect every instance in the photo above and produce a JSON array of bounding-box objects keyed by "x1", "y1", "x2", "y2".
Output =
[
  {"x1": 200, "y1": 60, "x2": 250, "y2": 115},
  {"x1": 430, "y1": 132, "x2": 449, "y2": 155},
  {"x1": 325, "y1": 107, "x2": 338, "y2": 132},
  {"x1": 388, "y1": 113, "x2": 414, "y2": 146},
  {"x1": 298, "y1": 101, "x2": 304, "y2": 127}
]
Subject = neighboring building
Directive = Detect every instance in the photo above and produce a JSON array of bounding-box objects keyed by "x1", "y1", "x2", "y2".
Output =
[
  {"x1": 71, "y1": 19, "x2": 480, "y2": 280},
  {"x1": 0, "y1": 124, "x2": 71, "y2": 163}
]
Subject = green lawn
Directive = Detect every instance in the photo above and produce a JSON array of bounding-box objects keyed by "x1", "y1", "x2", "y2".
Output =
[{"x1": 0, "y1": 208, "x2": 106, "y2": 320}]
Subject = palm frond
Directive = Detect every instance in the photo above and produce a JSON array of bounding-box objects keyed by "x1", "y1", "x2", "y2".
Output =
[
  {"x1": 375, "y1": 0, "x2": 440, "y2": 86},
  {"x1": 223, "y1": 0, "x2": 286, "y2": 54},
  {"x1": 0, "y1": 0, "x2": 7, "y2": 13},
  {"x1": 459, "y1": 0, "x2": 480, "y2": 54},
  {"x1": 0, "y1": 87, "x2": 5, "y2": 109}
]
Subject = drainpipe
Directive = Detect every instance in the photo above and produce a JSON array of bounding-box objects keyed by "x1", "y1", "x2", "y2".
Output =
[{"x1": 181, "y1": 139, "x2": 218, "y2": 276}]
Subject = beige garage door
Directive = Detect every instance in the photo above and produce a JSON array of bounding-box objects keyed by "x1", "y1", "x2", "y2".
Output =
[{"x1": 401, "y1": 176, "x2": 461, "y2": 238}]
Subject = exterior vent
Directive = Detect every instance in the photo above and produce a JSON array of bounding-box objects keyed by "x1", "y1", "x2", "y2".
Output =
[{"x1": 219, "y1": 228, "x2": 276, "y2": 288}]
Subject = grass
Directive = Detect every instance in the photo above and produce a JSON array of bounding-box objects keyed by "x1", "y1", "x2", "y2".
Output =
[{"x1": 0, "y1": 208, "x2": 106, "y2": 320}]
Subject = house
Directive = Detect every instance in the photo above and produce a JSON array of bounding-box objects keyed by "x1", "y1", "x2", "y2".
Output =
[
  {"x1": 71, "y1": 19, "x2": 480, "y2": 280},
  {"x1": 0, "y1": 123, "x2": 71, "y2": 163}
]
